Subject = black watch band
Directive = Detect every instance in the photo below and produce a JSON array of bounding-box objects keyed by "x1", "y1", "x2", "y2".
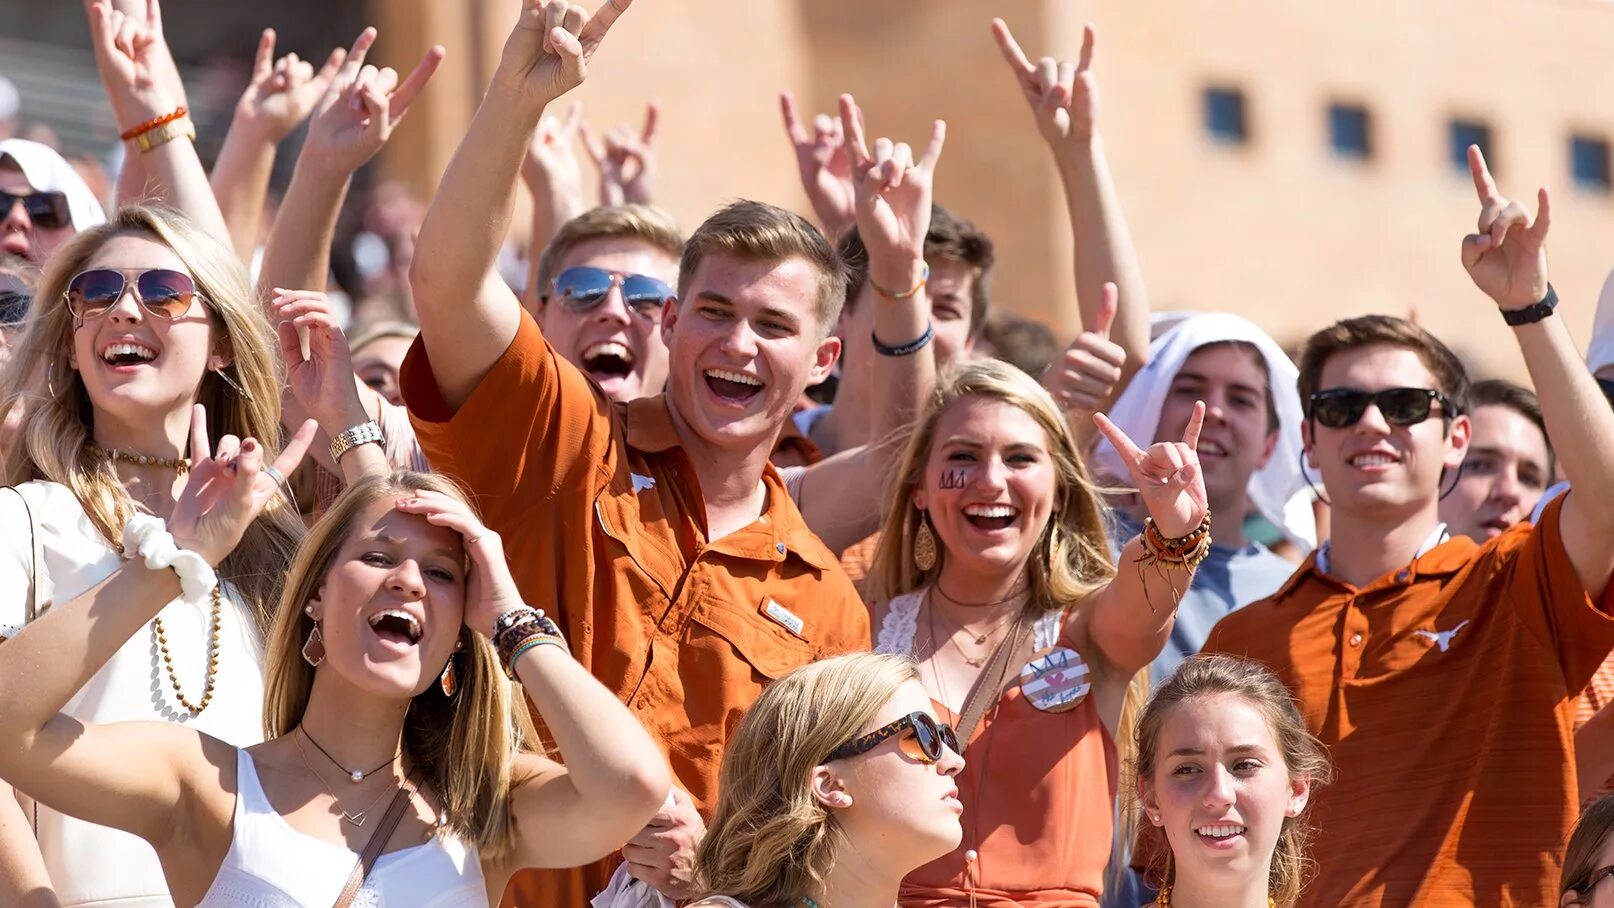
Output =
[{"x1": 1501, "y1": 283, "x2": 1558, "y2": 327}]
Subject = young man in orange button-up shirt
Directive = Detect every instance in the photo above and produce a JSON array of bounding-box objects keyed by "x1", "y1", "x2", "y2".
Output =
[
  {"x1": 1200, "y1": 148, "x2": 1614, "y2": 907},
  {"x1": 397, "y1": 3, "x2": 950, "y2": 905}
]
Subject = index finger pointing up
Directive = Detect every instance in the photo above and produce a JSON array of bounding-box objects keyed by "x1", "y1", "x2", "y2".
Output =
[
  {"x1": 189, "y1": 404, "x2": 211, "y2": 463},
  {"x1": 1468, "y1": 144, "x2": 1498, "y2": 203},
  {"x1": 1092, "y1": 411, "x2": 1146, "y2": 464},
  {"x1": 1181, "y1": 400, "x2": 1206, "y2": 451},
  {"x1": 991, "y1": 18, "x2": 1035, "y2": 78}
]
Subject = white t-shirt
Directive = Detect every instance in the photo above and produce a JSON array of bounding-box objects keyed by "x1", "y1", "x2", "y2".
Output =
[{"x1": 0, "y1": 481, "x2": 269, "y2": 908}]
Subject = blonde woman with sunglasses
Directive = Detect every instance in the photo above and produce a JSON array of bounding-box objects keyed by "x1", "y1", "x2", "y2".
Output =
[{"x1": 0, "y1": 207, "x2": 305, "y2": 906}]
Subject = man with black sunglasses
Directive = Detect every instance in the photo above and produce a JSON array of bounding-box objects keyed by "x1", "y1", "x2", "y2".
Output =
[
  {"x1": 0, "y1": 139, "x2": 105, "y2": 264},
  {"x1": 1202, "y1": 147, "x2": 1614, "y2": 907}
]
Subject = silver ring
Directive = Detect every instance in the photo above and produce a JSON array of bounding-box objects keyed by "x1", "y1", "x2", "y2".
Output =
[{"x1": 262, "y1": 463, "x2": 291, "y2": 499}]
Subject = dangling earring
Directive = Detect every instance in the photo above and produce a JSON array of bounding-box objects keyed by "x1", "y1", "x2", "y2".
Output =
[
  {"x1": 913, "y1": 509, "x2": 938, "y2": 572},
  {"x1": 439, "y1": 654, "x2": 458, "y2": 698},
  {"x1": 301, "y1": 623, "x2": 326, "y2": 667},
  {"x1": 212, "y1": 366, "x2": 255, "y2": 403}
]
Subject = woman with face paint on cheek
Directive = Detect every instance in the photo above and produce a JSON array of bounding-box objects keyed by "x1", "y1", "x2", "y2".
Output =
[
  {"x1": 0, "y1": 206, "x2": 308, "y2": 906},
  {"x1": 866, "y1": 358, "x2": 1208, "y2": 906}
]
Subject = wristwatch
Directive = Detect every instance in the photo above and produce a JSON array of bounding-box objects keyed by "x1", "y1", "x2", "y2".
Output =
[
  {"x1": 1501, "y1": 283, "x2": 1558, "y2": 327},
  {"x1": 329, "y1": 420, "x2": 384, "y2": 462}
]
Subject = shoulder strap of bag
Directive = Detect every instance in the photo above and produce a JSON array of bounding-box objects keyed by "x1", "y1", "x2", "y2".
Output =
[
  {"x1": 332, "y1": 771, "x2": 421, "y2": 908},
  {"x1": 953, "y1": 605, "x2": 1035, "y2": 745}
]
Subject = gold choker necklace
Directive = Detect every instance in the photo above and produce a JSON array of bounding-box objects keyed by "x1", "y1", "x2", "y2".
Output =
[{"x1": 89, "y1": 443, "x2": 190, "y2": 474}]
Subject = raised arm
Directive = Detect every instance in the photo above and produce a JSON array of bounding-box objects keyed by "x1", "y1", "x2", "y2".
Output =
[
  {"x1": 272, "y1": 289, "x2": 394, "y2": 483},
  {"x1": 409, "y1": 0, "x2": 631, "y2": 410},
  {"x1": 210, "y1": 30, "x2": 343, "y2": 262},
  {"x1": 394, "y1": 491, "x2": 667, "y2": 873},
  {"x1": 779, "y1": 91, "x2": 856, "y2": 239},
  {"x1": 992, "y1": 19, "x2": 1149, "y2": 387},
  {"x1": 579, "y1": 100, "x2": 659, "y2": 207},
  {"x1": 794, "y1": 95, "x2": 944, "y2": 553},
  {"x1": 0, "y1": 411, "x2": 315, "y2": 850},
  {"x1": 1460, "y1": 147, "x2": 1614, "y2": 595},
  {"x1": 520, "y1": 100, "x2": 588, "y2": 309},
  {"x1": 88, "y1": 0, "x2": 228, "y2": 241},
  {"x1": 1081, "y1": 403, "x2": 1207, "y2": 695},
  {"x1": 1043, "y1": 282, "x2": 1128, "y2": 446},
  {"x1": 83, "y1": 0, "x2": 186, "y2": 210}
]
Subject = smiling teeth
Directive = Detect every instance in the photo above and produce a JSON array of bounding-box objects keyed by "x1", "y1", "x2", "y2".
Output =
[
  {"x1": 963, "y1": 504, "x2": 1017, "y2": 518},
  {"x1": 706, "y1": 368, "x2": 762, "y2": 386},
  {"x1": 369, "y1": 608, "x2": 421, "y2": 641},
  {"x1": 584, "y1": 341, "x2": 633, "y2": 362},
  {"x1": 1350, "y1": 453, "x2": 1397, "y2": 466},
  {"x1": 101, "y1": 343, "x2": 155, "y2": 362},
  {"x1": 1196, "y1": 824, "x2": 1246, "y2": 837}
]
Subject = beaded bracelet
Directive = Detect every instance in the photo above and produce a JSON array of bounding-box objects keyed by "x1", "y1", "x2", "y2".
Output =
[
  {"x1": 120, "y1": 106, "x2": 189, "y2": 142},
  {"x1": 504, "y1": 633, "x2": 568, "y2": 679}
]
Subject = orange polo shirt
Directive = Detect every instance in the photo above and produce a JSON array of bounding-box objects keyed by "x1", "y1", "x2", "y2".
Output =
[
  {"x1": 1201, "y1": 496, "x2": 1614, "y2": 907},
  {"x1": 402, "y1": 308, "x2": 869, "y2": 906}
]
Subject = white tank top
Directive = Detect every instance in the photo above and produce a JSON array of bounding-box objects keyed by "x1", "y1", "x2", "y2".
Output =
[{"x1": 198, "y1": 749, "x2": 488, "y2": 907}]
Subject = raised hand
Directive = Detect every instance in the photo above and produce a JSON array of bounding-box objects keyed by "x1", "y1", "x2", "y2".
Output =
[
  {"x1": 838, "y1": 94, "x2": 946, "y2": 275},
  {"x1": 1461, "y1": 145, "x2": 1552, "y2": 311},
  {"x1": 233, "y1": 29, "x2": 345, "y2": 143},
  {"x1": 580, "y1": 101, "x2": 659, "y2": 206},
  {"x1": 492, "y1": 0, "x2": 633, "y2": 112},
  {"x1": 169, "y1": 405, "x2": 317, "y2": 567},
  {"x1": 1094, "y1": 401, "x2": 1207, "y2": 538},
  {"x1": 991, "y1": 18, "x2": 1098, "y2": 152},
  {"x1": 270, "y1": 289, "x2": 364, "y2": 430},
  {"x1": 302, "y1": 28, "x2": 445, "y2": 177},
  {"x1": 780, "y1": 90, "x2": 856, "y2": 235},
  {"x1": 88, "y1": 0, "x2": 179, "y2": 126},
  {"x1": 524, "y1": 100, "x2": 586, "y2": 195},
  {"x1": 394, "y1": 491, "x2": 525, "y2": 638},
  {"x1": 1045, "y1": 282, "x2": 1127, "y2": 414}
]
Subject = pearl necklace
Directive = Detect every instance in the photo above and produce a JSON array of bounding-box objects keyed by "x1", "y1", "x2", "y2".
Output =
[{"x1": 88, "y1": 443, "x2": 191, "y2": 474}]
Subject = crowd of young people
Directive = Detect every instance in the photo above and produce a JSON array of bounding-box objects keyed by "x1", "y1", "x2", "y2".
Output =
[{"x1": 0, "y1": 1, "x2": 1609, "y2": 907}]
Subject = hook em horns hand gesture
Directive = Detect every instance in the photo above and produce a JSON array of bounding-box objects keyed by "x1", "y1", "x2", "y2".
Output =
[
  {"x1": 838, "y1": 94, "x2": 946, "y2": 274},
  {"x1": 168, "y1": 406, "x2": 318, "y2": 568},
  {"x1": 992, "y1": 18, "x2": 1099, "y2": 150},
  {"x1": 234, "y1": 29, "x2": 346, "y2": 143},
  {"x1": 494, "y1": 0, "x2": 633, "y2": 111},
  {"x1": 1461, "y1": 145, "x2": 1552, "y2": 312},
  {"x1": 1094, "y1": 402, "x2": 1208, "y2": 539},
  {"x1": 780, "y1": 91, "x2": 857, "y2": 236},
  {"x1": 302, "y1": 28, "x2": 445, "y2": 177}
]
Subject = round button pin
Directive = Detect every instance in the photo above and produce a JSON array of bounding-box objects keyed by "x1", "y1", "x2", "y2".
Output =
[{"x1": 1018, "y1": 647, "x2": 1089, "y2": 713}]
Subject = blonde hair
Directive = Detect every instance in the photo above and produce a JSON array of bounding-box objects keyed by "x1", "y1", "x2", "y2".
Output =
[
  {"x1": 535, "y1": 204, "x2": 684, "y2": 301},
  {"x1": 695, "y1": 652, "x2": 919, "y2": 907},
  {"x1": 1133, "y1": 654, "x2": 1333, "y2": 907},
  {"x1": 679, "y1": 200, "x2": 845, "y2": 335},
  {"x1": 262, "y1": 471, "x2": 540, "y2": 858},
  {"x1": 0, "y1": 204, "x2": 302, "y2": 631}
]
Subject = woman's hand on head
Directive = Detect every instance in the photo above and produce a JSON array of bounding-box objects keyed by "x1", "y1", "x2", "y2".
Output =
[
  {"x1": 394, "y1": 491, "x2": 524, "y2": 638},
  {"x1": 169, "y1": 405, "x2": 317, "y2": 566}
]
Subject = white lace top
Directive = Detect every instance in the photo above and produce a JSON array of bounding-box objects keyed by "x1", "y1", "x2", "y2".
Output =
[
  {"x1": 876, "y1": 589, "x2": 1063, "y2": 655},
  {"x1": 199, "y1": 749, "x2": 487, "y2": 907}
]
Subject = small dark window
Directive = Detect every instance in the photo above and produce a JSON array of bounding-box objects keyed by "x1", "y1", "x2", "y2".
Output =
[
  {"x1": 1204, "y1": 87, "x2": 1248, "y2": 145},
  {"x1": 1449, "y1": 119, "x2": 1492, "y2": 173},
  {"x1": 1329, "y1": 103, "x2": 1371, "y2": 159},
  {"x1": 1572, "y1": 135, "x2": 1611, "y2": 190}
]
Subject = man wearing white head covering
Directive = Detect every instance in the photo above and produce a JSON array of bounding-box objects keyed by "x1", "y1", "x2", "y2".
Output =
[
  {"x1": 1092, "y1": 311, "x2": 1313, "y2": 690},
  {"x1": 0, "y1": 138, "x2": 107, "y2": 265}
]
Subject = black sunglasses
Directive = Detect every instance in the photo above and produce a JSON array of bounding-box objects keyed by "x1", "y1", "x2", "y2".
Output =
[
  {"x1": 548, "y1": 266, "x2": 674, "y2": 320},
  {"x1": 826, "y1": 711, "x2": 960, "y2": 764},
  {"x1": 64, "y1": 268, "x2": 205, "y2": 321},
  {"x1": 1, "y1": 189, "x2": 70, "y2": 231},
  {"x1": 1308, "y1": 387, "x2": 1454, "y2": 429},
  {"x1": 0, "y1": 289, "x2": 30, "y2": 326}
]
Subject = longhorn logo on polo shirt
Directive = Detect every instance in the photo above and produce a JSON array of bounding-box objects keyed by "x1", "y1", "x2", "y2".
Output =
[{"x1": 1413, "y1": 619, "x2": 1469, "y2": 653}]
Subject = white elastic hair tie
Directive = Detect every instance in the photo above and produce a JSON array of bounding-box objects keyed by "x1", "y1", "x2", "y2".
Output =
[{"x1": 122, "y1": 513, "x2": 217, "y2": 606}]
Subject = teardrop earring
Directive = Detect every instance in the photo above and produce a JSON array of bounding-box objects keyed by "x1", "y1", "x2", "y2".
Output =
[
  {"x1": 439, "y1": 654, "x2": 459, "y2": 698},
  {"x1": 913, "y1": 510, "x2": 938, "y2": 572},
  {"x1": 301, "y1": 624, "x2": 326, "y2": 667}
]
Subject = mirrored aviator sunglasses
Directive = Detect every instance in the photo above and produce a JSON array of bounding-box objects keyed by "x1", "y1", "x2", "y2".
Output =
[
  {"x1": 1308, "y1": 387, "x2": 1451, "y2": 429},
  {"x1": 64, "y1": 268, "x2": 202, "y2": 320},
  {"x1": 551, "y1": 265, "x2": 674, "y2": 320}
]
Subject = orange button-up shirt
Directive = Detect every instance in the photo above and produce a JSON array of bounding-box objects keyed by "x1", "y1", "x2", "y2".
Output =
[
  {"x1": 1201, "y1": 497, "x2": 1614, "y2": 907},
  {"x1": 402, "y1": 309, "x2": 869, "y2": 906}
]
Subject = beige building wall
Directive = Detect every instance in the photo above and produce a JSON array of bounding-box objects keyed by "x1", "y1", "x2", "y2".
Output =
[{"x1": 377, "y1": 0, "x2": 1614, "y2": 382}]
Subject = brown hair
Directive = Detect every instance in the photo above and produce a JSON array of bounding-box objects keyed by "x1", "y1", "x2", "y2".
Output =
[
  {"x1": 1468, "y1": 378, "x2": 1554, "y2": 476},
  {"x1": 695, "y1": 652, "x2": 920, "y2": 907},
  {"x1": 1296, "y1": 315, "x2": 1469, "y2": 420},
  {"x1": 1134, "y1": 654, "x2": 1334, "y2": 907},
  {"x1": 679, "y1": 200, "x2": 845, "y2": 336},
  {"x1": 980, "y1": 312, "x2": 1058, "y2": 378},
  {"x1": 1185, "y1": 340, "x2": 1280, "y2": 435},
  {"x1": 534, "y1": 204, "x2": 684, "y2": 303},
  {"x1": 837, "y1": 203, "x2": 995, "y2": 337},
  {"x1": 1562, "y1": 793, "x2": 1614, "y2": 899},
  {"x1": 262, "y1": 471, "x2": 540, "y2": 859}
]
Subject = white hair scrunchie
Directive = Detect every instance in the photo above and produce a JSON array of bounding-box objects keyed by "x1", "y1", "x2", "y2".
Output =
[{"x1": 122, "y1": 513, "x2": 217, "y2": 606}]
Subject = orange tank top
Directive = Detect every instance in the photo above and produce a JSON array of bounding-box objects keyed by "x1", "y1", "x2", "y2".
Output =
[{"x1": 877, "y1": 591, "x2": 1119, "y2": 908}]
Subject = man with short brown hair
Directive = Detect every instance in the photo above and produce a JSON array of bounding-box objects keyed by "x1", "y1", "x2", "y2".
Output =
[{"x1": 1202, "y1": 148, "x2": 1614, "y2": 907}]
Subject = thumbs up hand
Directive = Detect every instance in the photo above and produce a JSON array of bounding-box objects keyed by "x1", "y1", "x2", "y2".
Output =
[{"x1": 1043, "y1": 281, "x2": 1128, "y2": 415}]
